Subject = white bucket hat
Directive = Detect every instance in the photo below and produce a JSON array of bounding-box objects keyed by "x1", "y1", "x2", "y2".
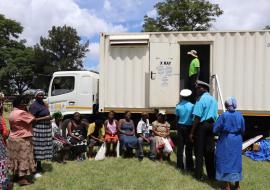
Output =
[
  {"x1": 187, "y1": 50, "x2": 198, "y2": 58},
  {"x1": 158, "y1": 109, "x2": 166, "y2": 115},
  {"x1": 180, "y1": 89, "x2": 192, "y2": 97}
]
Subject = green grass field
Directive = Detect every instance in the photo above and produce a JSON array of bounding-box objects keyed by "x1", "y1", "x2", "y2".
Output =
[{"x1": 11, "y1": 155, "x2": 269, "y2": 190}]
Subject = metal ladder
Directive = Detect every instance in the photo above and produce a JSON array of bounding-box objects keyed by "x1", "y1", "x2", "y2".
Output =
[{"x1": 211, "y1": 74, "x2": 226, "y2": 112}]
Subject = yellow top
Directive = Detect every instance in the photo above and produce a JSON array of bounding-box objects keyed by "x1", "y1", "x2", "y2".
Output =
[{"x1": 87, "y1": 123, "x2": 105, "y2": 139}]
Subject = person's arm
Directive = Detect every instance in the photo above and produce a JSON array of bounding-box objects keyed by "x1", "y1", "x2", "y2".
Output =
[
  {"x1": 196, "y1": 67, "x2": 200, "y2": 81},
  {"x1": 90, "y1": 135, "x2": 101, "y2": 142},
  {"x1": 166, "y1": 123, "x2": 171, "y2": 137},
  {"x1": 115, "y1": 120, "x2": 119, "y2": 135},
  {"x1": 213, "y1": 115, "x2": 223, "y2": 134},
  {"x1": 35, "y1": 115, "x2": 52, "y2": 122},
  {"x1": 67, "y1": 122, "x2": 80, "y2": 140},
  {"x1": 152, "y1": 122, "x2": 160, "y2": 137},
  {"x1": 189, "y1": 116, "x2": 201, "y2": 143},
  {"x1": 1, "y1": 117, "x2": 9, "y2": 140}
]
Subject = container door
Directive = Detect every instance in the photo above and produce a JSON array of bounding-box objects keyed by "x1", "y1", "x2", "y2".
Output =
[{"x1": 149, "y1": 42, "x2": 180, "y2": 107}]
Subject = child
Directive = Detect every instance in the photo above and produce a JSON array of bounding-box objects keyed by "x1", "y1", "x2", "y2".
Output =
[{"x1": 213, "y1": 97, "x2": 245, "y2": 190}]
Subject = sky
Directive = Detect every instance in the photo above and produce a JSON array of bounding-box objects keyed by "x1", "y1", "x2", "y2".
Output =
[{"x1": 0, "y1": 0, "x2": 269, "y2": 71}]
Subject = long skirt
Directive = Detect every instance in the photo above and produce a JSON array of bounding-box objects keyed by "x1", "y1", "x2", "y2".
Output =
[
  {"x1": 32, "y1": 123, "x2": 53, "y2": 160},
  {"x1": 7, "y1": 137, "x2": 36, "y2": 177},
  {"x1": 0, "y1": 139, "x2": 9, "y2": 188},
  {"x1": 119, "y1": 135, "x2": 138, "y2": 150}
]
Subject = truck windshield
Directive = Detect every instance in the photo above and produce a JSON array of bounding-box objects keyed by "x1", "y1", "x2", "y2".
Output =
[{"x1": 51, "y1": 76, "x2": 75, "y2": 96}]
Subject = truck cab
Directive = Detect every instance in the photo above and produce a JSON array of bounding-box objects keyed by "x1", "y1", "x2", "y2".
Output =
[{"x1": 47, "y1": 71, "x2": 99, "y2": 118}]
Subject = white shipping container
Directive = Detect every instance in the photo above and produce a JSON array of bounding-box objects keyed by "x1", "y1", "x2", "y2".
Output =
[{"x1": 99, "y1": 31, "x2": 270, "y2": 116}]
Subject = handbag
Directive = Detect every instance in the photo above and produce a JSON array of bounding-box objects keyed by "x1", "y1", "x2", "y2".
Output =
[{"x1": 162, "y1": 137, "x2": 173, "y2": 153}]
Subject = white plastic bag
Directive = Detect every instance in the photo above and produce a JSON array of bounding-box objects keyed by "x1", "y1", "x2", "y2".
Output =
[
  {"x1": 162, "y1": 137, "x2": 173, "y2": 153},
  {"x1": 116, "y1": 141, "x2": 120, "y2": 157},
  {"x1": 95, "y1": 143, "x2": 106, "y2": 161}
]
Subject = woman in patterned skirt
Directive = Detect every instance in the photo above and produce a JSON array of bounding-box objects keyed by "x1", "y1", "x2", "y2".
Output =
[
  {"x1": 29, "y1": 90, "x2": 52, "y2": 177},
  {"x1": 7, "y1": 96, "x2": 36, "y2": 186}
]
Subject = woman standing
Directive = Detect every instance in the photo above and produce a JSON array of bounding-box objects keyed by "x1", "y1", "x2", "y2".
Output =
[
  {"x1": 152, "y1": 111, "x2": 174, "y2": 162},
  {"x1": 213, "y1": 97, "x2": 245, "y2": 190},
  {"x1": 29, "y1": 90, "x2": 52, "y2": 176},
  {"x1": 118, "y1": 111, "x2": 137, "y2": 157},
  {"x1": 104, "y1": 111, "x2": 118, "y2": 157},
  {"x1": 7, "y1": 96, "x2": 36, "y2": 186}
]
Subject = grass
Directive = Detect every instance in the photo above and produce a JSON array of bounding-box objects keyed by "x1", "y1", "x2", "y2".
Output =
[{"x1": 11, "y1": 155, "x2": 269, "y2": 190}]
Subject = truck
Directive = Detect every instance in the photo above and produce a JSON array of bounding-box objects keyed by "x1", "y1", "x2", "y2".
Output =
[
  {"x1": 98, "y1": 30, "x2": 270, "y2": 137},
  {"x1": 46, "y1": 30, "x2": 270, "y2": 137},
  {"x1": 47, "y1": 71, "x2": 99, "y2": 120}
]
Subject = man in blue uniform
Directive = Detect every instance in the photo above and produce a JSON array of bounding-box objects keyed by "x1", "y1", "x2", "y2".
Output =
[
  {"x1": 189, "y1": 80, "x2": 218, "y2": 180},
  {"x1": 176, "y1": 89, "x2": 194, "y2": 170}
]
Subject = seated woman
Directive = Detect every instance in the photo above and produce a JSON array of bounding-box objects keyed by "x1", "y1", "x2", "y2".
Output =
[
  {"x1": 152, "y1": 111, "x2": 174, "y2": 162},
  {"x1": 51, "y1": 112, "x2": 70, "y2": 163},
  {"x1": 118, "y1": 111, "x2": 138, "y2": 157},
  {"x1": 87, "y1": 119, "x2": 105, "y2": 159},
  {"x1": 104, "y1": 111, "x2": 119, "y2": 157},
  {"x1": 67, "y1": 112, "x2": 87, "y2": 161}
]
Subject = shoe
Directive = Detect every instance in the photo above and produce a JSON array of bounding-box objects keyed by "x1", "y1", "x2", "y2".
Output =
[{"x1": 34, "y1": 173, "x2": 42, "y2": 179}]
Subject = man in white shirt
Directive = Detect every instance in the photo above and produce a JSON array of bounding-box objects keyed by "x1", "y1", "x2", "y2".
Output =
[{"x1": 137, "y1": 112, "x2": 156, "y2": 161}]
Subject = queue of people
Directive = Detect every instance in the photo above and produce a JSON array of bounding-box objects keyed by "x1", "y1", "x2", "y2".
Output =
[{"x1": 0, "y1": 81, "x2": 245, "y2": 190}]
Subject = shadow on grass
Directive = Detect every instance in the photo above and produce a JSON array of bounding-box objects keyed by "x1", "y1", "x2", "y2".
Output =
[
  {"x1": 42, "y1": 162, "x2": 53, "y2": 173},
  {"x1": 165, "y1": 159, "x2": 221, "y2": 190}
]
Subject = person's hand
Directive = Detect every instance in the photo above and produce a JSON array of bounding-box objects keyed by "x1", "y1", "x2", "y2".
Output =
[
  {"x1": 189, "y1": 133, "x2": 194, "y2": 143},
  {"x1": 99, "y1": 139, "x2": 104, "y2": 143},
  {"x1": 146, "y1": 138, "x2": 150, "y2": 143}
]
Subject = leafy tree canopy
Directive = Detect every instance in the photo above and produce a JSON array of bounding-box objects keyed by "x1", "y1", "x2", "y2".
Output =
[{"x1": 143, "y1": 0, "x2": 223, "y2": 32}]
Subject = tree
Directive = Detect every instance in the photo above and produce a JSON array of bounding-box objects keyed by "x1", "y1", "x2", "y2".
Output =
[
  {"x1": 264, "y1": 25, "x2": 270, "y2": 30},
  {"x1": 0, "y1": 14, "x2": 24, "y2": 68},
  {"x1": 34, "y1": 25, "x2": 89, "y2": 74},
  {"x1": 0, "y1": 47, "x2": 35, "y2": 94},
  {"x1": 142, "y1": 0, "x2": 223, "y2": 32},
  {"x1": 0, "y1": 14, "x2": 34, "y2": 95}
]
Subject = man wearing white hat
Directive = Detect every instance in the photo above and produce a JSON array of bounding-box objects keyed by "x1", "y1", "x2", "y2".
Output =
[
  {"x1": 190, "y1": 80, "x2": 218, "y2": 180},
  {"x1": 175, "y1": 89, "x2": 194, "y2": 171},
  {"x1": 187, "y1": 50, "x2": 200, "y2": 102}
]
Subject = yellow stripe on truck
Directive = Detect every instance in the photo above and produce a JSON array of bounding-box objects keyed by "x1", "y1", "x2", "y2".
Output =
[{"x1": 66, "y1": 106, "x2": 93, "y2": 110}]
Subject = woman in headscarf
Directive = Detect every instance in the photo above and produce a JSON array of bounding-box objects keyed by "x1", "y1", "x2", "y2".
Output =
[
  {"x1": 213, "y1": 97, "x2": 245, "y2": 190},
  {"x1": 152, "y1": 111, "x2": 174, "y2": 162},
  {"x1": 7, "y1": 96, "x2": 36, "y2": 186},
  {"x1": 29, "y1": 90, "x2": 52, "y2": 177}
]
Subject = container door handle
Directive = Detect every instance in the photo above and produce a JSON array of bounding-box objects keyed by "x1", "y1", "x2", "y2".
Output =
[
  {"x1": 151, "y1": 71, "x2": 156, "y2": 80},
  {"x1": 68, "y1": 101, "x2": 75, "y2": 105}
]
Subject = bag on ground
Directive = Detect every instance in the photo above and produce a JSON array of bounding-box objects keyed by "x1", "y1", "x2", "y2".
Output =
[{"x1": 95, "y1": 143, "x2": 106, "y2": 161}]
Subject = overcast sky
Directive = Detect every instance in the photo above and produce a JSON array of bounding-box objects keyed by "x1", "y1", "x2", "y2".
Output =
[{"x1": 0, "y1": 0, "x2": 269, "y2": 70}]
